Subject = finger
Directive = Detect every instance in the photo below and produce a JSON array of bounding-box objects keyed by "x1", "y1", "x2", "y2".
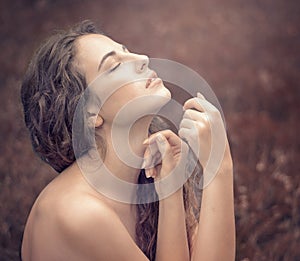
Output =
[
  {"x1": 144, "y1": 141, "x2": 159, "y2": 157},
  {"x1": 178, "y1": 127, "x2": 199, "y2": 147},
  {"x1": 143, "y1": 143, "x2": 156, "y2": 165},
  {"x1": 150, "y1": 151, "x2": 162, "y2": 167},
  {"x1": 143, "y1": 146, "x2": 160, "y2": 169},
  {"x1": 183, "y1": 97, "x2": 205, "y2": 112},
  {"x1": 178, "y1": 127, "x2": 192, "y2": 142},
  {"x1": 146, "y1": 167, "x2": 153, "y2": 178},
  {"x1": 197, "y1": 92, "x2": 205, "y2": 99},
  {"x1": 156, "y1": 133, "x2": 170, "y2": 155},
  {"x1": 142, "y1": 148, "x2": 152, "y2": 169},
  {"x1": 178, "y1": 128, "x2": 200, "y2": 155},
  {"x1": 145, "y1": 167, "x2": 156, "y2": 179},
  {"x1": 155, "y1": 133, "x2": 171, "y2": 161},
  {"x1": 149, "y1": 141, "x2": 159, "y2": 157},
  {"x1": 145, "y1": 129, "x2": 181, "y2": 148},
  {"x1": 145, "y1": 168, "x2": 151, "y2": 178},
  {"x1": 182, "y1": 109, "x2": 207, "y2": 121},
  {"x1": 183, "y1": 96, "x2": 217, "y2": 112},
  {"x1": 149, "y1": 167, "x2": 157, "y2": 179},
  {"x1": 179, "y1": 118, "x2": 197, "y2": 130},
  {"x1": 156, "y1": 129, "x2": 182, "y2": 148}
]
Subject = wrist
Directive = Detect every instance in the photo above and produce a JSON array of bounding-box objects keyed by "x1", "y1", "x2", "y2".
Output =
[
  {"x1": 159, "y1": 187, "x2": 183, "y2": 206},
  {"x1": 202, "y1": 150, "x2": 233, "y2": 186},
  {"x1": 216, "y1": 140, "x2": 233, "y2": 175}
]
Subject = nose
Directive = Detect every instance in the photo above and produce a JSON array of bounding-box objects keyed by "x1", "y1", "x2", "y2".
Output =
[
  {"x1": 125, "y1": 53, "x2": 149, "y2": 73},
  {"x1": 135, "y1": 54, "x2": 149, "y2": 73}
]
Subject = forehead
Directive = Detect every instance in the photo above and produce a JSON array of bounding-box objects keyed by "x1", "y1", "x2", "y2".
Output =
[
  {"x1": 76, "y1": 34, "x2": 119, "y2": 59},
  {"x1": 75, "y1": 34, "x2": 120, "y2": 83}
]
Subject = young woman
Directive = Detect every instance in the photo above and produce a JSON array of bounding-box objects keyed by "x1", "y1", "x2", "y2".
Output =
[{"x1": 21, "y1": 20, "x2": 235, "y2": 260}]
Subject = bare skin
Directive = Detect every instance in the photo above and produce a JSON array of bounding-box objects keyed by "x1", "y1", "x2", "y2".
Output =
[
  {"x1": 22, "y1": 34, "x2": 235, "y2": 260},
  {"x1": 22, "y1": 162, "x2": 140, "y2": 260}
]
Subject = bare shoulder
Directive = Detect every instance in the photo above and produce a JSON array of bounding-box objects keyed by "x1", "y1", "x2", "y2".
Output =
[
  {"x1": 56, "y1": 191, "x2": 117, "y2": 234},
  {"x1": 37, "y1": 176, "x2": 120, "y2": 238},
  {"x1": 54, "y1": 192, "x2": 148, "y2": 260},
  {"x1": 23, "y1": 175, "x2": 119, "y2": 260},
  {"x1": 23, "y1": 166, "x2": 148, "y2": 260},
  {"x1": 29, "y1": 168, "x2": 118, "y2": 236}
]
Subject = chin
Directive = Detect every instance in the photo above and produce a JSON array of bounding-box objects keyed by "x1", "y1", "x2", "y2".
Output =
[
  {"x1": 149, "y1": 92, "x2": 171, "y2": 112},
  {"x1": 153, "y1": 83, "x2": 171, "y2": 101}
]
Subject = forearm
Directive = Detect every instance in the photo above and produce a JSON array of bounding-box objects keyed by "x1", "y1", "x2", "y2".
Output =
[
  {"x1": 192, "y1": 154, "x2": 235, "y2": 261},
  {"x1": 155, "y1": 188, "x2": 190, "y2": 261}
]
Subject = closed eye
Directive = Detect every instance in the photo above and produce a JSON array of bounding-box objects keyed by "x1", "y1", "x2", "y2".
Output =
[
  {"x1": 109, "y1": 62, "x2": 121, "y2": 73},
  {"x1": 105, "y1": 45, "x2": 128, "y2": 73}
]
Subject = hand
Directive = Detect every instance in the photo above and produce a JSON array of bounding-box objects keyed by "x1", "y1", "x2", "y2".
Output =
[
  {"x1": 142, "y1": 130, "x2": 189, "y2": 182},
  {"x1": 178, "y1": 93, "x2": 230, "y2": 175}
]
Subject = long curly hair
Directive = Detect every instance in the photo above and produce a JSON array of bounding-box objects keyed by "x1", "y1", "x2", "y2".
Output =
[{"x1": 21, "y1": 20, "x2": 201, "y2": 260}]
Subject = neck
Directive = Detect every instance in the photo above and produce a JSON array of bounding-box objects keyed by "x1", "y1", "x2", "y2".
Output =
[{"x1": 100, "y1": 116, "x2": 152, "y2": 184}]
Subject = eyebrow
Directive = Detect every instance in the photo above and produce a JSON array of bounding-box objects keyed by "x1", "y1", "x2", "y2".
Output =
[{"x1": 97, "y1": 51, "x2": 116, "y2": 72}]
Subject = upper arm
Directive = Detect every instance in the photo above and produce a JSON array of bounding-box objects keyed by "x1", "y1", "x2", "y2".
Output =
[{"x1": 57, "y1": 199, "x2": 149, "y2": 261}]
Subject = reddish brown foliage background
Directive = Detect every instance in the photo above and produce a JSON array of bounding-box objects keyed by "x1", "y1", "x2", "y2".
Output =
[{"x1": 0, "y1": 0, "x2": 299, "y2": 260}]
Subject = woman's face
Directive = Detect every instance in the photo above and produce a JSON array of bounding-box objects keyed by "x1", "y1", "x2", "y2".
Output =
[{"x1": 75, "y1": 34, "x2": 171, "y2": 125}]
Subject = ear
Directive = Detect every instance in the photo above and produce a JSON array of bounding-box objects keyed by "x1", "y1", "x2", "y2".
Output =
[{"x1": 95, "y1": 115, "x2": 104, "y2": 128}]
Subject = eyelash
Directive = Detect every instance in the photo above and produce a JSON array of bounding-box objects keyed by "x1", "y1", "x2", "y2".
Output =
[
  {"x1": 109, "y1": 62, "x2": 121, "y2": 73},
  {"x1": 107, "y1": 46, "x2": 127, "y2": 73}
]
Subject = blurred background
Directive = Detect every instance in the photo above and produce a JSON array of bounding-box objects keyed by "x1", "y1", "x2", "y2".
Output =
[{"x1": 0, "y1": 0, "x2": 299, "y2": 260}]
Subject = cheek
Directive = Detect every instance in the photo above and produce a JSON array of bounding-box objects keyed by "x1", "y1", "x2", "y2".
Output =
[
  {"x1": 114, "y1": 80, "x2": 147, "y2": 101},
  {"x1": 101, "y1": 81, "x2": 147, "y2": 119}
]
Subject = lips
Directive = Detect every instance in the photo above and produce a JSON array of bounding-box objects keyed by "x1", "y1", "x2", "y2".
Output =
[{"x1": 145, "y1": 71, "x2": 158, "y2": 89}]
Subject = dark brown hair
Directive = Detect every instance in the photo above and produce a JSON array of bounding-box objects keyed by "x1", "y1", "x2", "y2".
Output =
[
  {"x1": 21, "y1": 20, "x2": 99, "y2": 172},
  {"x1": 21, "y1": 20, "x2": 200, "y2": 260}
]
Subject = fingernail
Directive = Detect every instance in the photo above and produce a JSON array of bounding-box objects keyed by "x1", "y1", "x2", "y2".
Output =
[
  {"x1": 149, "y1": 168, "x2": 154, "y2": 178},
  {"x1": 143, "y1": 138, "x2": 149, "y2": 145},
  {"x1": 145, "y1": 170, "x2": 151, "y2": 178}
]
